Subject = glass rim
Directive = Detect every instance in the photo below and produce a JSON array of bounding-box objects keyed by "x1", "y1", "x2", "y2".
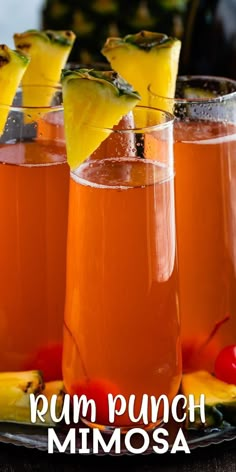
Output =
[
  {"x1": 148, "y1": 75, "x2": 236, "y2": 104},
  {"x1": 0, "y1": 84, "x2": 63, "y2": 112},
  {"x1": 86, "y1": 105, "x2": 174, "y2": 134}
]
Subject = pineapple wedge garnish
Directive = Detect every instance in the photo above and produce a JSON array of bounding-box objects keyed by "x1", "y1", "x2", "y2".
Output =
[
  {"x1": 102, "y1": 30, "x2": 181, "y2": 106},
  {"x1": 13, "y1": 30, "x2": 75, "y2": 107},
  {"x1": 61, "y1": 68, "x2": 140, "y2": 169},
  {"x1": 182, "y1": 371, "x2": 236, "y2": 429},
  {"x1": 34, "y1": 380, "x2": 65, "y2": 426},
  {"x1": 0, "y1": 370, "x2": 43, "y2": 424},
  {"x1": 0, "y1": 371, "x2": 64, "y2": 427},
  {"x1": 0, "y1": 45, "x2": 30, "y2": 133}
]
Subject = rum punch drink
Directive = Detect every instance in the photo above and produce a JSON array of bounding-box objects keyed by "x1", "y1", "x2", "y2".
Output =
[
  {"x1": 0, "y1": 87, "x2": 69, "y2": 375},
  {"x1": 63, "y1": 110, "x2": 181, "y2": 430},
  {"x1": 150, "y1": 76, "x2": 236, "y2": 372},
  {"x1": 62, "y1": 69, "x2": 181, "y2": 431}
]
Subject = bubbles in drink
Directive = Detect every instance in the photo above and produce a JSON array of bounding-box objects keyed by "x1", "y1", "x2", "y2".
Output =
[
  {"x1": 175, "y1": 120, "x2": 236, "y2": 144},
  {"x1": 73, "y1": 157, "x2": 171, "y2": 189}
]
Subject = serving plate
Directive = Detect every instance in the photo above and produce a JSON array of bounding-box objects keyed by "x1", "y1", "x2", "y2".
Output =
[{"x1": 0, "y1": 420, "x2": 235, "y2": 455}]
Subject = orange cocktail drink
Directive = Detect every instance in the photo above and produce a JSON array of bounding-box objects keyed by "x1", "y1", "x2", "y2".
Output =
[
  {"x1": 0, "y1": 87, "x2": 69, "y2": 376},
  {"x1": 63, "y1": 106, "x2": 182, "y2": 430},
  {"x1": 150, "y1": 76, "x2": 236, "y2": 372}
]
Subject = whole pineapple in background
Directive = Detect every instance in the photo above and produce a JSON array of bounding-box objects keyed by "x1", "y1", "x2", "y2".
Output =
[{"x1": 42, "y1": 0, "x2": 189, "y2": 65}]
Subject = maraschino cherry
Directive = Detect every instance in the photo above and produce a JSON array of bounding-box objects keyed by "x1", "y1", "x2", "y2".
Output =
[
  {"x1": 70, "y1": 378, "x2": 119, "y2": 426},
  {"x1": 25, "y1": 343, "x2": 63, "y2": 381},
  {"x1": 182, "y1": 315, "x2": 230, "y2": 372},
  {"x1": 215, "y1": 345, "x2": 236, "y2": 385}
]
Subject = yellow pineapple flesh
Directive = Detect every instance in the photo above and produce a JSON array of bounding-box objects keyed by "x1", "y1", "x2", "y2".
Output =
[
  {"x1": 182, "y1": 370, "x2": 236, "y2": 430},
  {"x1": 0, "y1": 45, "x2": 30, "y2": 133},
  {"x1": 0, "y1": 371, "x2": 65, "y2": 427},
  {"x1": 61, "y1": 68, "x2": 140, "y2": 169},
  {"x1": 102, "y1": 30, "x2": 181, "y2": 106},
  {"x1": 0, "y1": 370, "x2": 43, "y2": 424},
  {"x1": 13, "y1": 30, "x2": 75, "y2": 107},
  {"x1": 34, "y1": 380, "x2": 65, "y2": 426}
]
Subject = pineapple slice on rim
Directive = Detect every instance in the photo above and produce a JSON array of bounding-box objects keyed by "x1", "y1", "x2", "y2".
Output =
[
  {"x1": 13, "y1": 29, "x2": 76, "y2": 107},
  {"x1": 0, "y1": 45, "x2": 30, "y2": 133},
  {"x1": 61, "y1": 68, "x2": 140, "y2": 170},
  {"x1": 102, "y1": 30, "x2": 181, "y2": 106}
]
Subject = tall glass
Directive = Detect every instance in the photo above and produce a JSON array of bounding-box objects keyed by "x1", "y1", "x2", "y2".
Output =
[
  {"x1": 62, "y1": 106, "x2": 181, "y2": 431},
  {"x1": 0, "y1": 87, "x2": 69, "y2": 377},
  {"x1": 149, "y1": 76, "x2": 236, "y2": 373}
]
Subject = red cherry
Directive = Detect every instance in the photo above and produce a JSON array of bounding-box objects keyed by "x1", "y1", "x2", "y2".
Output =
[
  {"x1": 182, "y1": 335, "x2": 220, "y2": 373},
  {"x1": 215, "y1": 345, "x2": 236, "y2": 384},
  {"x1": 70, "y1": 379, "x2": 119, "y2": 426},
  {"x1": 25, "y1": 343, "x2": 63, "y2": 382},
  {"x1": 182, "y1": 315, "x2": 230, "y2": 373}
]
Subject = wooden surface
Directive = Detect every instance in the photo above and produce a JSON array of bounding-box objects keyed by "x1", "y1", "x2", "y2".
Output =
[{"x1": 0, "y1": 439, "x2": 236, "y2": 471}]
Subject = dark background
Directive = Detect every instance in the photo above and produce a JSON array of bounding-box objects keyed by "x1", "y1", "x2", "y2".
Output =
[{"x1": 42, "y1": 0, "x2": 236, "y2": 79}]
